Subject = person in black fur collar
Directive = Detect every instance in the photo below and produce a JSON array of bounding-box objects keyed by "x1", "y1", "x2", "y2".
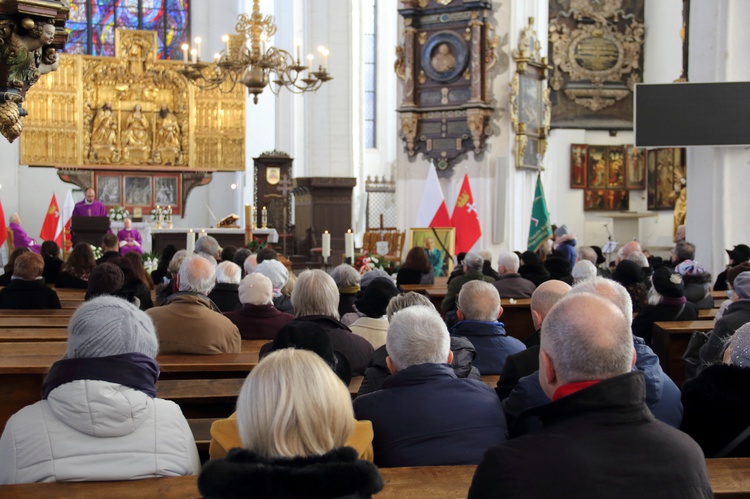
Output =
[{"x1": 198, "y1": 349, "x2": 383, "y2": 499}]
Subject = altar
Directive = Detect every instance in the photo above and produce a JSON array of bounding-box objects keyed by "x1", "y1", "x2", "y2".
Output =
[{"x1": 150, "y1": 228, "x2": 279, "y2": 255}]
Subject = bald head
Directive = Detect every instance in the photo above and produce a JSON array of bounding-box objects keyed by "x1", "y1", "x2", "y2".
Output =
[
  {"x1": 540, "y1": 293, "x2": 635, "y2": 398},
  {"x1": 618, "y1": 241, "x2": 642, "y2": 262},
  {"x1": 570, "y1": 277, "x2": 633, "y2": 324},
  {"x1": 178, "y1": 254, "x2": 216, "y2": 295},
  {"x1": 530, "y1": 280, "x2": 571, "y2": 329}
]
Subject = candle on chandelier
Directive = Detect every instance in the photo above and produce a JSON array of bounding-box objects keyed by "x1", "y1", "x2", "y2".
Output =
[
  {"x1": 190, "y1": 48, "x2": 197, "y2": 64},
  {"x1": 295, "y1": 40, "x2": 301, "y2": 62},
  {"x1": 181, "y1": 43, "x2": 189, "y2": 63},
  {"x1": 321, "y1": 231, "x2": 331, "y2": 259},
  {"x1": 194, "y1": 36, "x2": 202, "y2": 61},
  {"x1": 214, "y1": 52, "x2": 221, "y2": 62},
  {"x1": 323, "y1": 48, "x2": 329, "y2": 71},
  {"x1": 260, "y1": 34, "x2": 267, "y2": 55},
  {"x1": 307, "y1": 54, "x2": 314, "y2": 72}
]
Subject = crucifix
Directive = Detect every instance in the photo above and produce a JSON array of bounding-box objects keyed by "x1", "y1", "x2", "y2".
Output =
[{"x1": 276, "y1": 173, "x2": 293, "y2": 256}]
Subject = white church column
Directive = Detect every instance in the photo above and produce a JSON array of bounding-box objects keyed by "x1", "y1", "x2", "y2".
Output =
[{"x1": 687, "y1": 0, "x2": 750, "y2": 277}]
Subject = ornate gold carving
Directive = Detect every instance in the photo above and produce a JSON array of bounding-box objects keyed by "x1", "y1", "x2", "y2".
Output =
[
  {"x1": 466, "y1": 108, "x2": 490, "y2": 154},
  {"x1": 21, "y1": 29, "x2": 246, "y2": 172},
  {"x1": 418, "y1": 32, "x2": 427, "y2": 45},
  {"x1": 400, "y1": 113, "x2": 419, "y2": 156},
  {"x1": 512, "y1": 17, "x2": 542, "y2": 62},
  {"x1": 566, "y1": 0, "x2": 624, "y2": 22},
  {"x1": 0, "y1": 2, "x2": 69, "y2": 143},
  {"x1": 437, "y1": 0, "x2": 454, "y2": 5}
]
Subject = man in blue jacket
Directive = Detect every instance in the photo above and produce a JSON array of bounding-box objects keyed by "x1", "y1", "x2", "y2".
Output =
[
  {"x1": 449, "y1": 280, "x2": 525, "y2": 374},
  {"x1": 353, "y1": 305, "x2": 507, "y2": 467}
]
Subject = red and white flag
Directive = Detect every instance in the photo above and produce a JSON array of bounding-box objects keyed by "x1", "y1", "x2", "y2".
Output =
[
  {"x1": 40, "y1": 194, "x2": 62, "y2": 246},
  {"x1": 57, "y1": 189, "x2": 75, "y2": 251},
  {"x1": 415, "y1": 166, "x2": 451, "y2": 228},
  {"x1": 450, "y1": 174, "x2": 482, "y2": 254}
]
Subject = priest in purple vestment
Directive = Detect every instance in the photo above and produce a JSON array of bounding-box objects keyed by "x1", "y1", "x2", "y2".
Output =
[
  {"x1": 72, "y1": 188, "x2": 107, "y2": 217},
  {"x1": 8, "y1": 214, "x2": 41, "y2": 253},
  {"x1": 117, "y1": 218, "x2": 143, "y2": 256}
]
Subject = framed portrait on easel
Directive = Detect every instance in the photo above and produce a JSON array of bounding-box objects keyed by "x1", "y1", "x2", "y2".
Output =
[{"x1": 409, "y1": 227, "x2": 456, "y2": 278}]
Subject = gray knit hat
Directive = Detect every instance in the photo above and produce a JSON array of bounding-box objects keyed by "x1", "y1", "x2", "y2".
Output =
[
  {"x1": 360, "y1": 268, "x2": 391, "y2": 289},
  {"x1": 67, "y1": 296, "x2": 159, "y2": 359},
  {"x1": 254, "y1": 259, "x2": 289, "y2": 291},
  {"x1": 731, "y1": 322, "x2": 750, "y2": 368}
]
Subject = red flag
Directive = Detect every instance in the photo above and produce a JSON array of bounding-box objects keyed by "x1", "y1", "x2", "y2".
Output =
[
  {"x1": 40, "y1": 194, "x2": 62, "y2": 246},
  {"x1": 0, "y1": 199, "x2": 6, "y2": 248},
  {"x1": 450, "y1": 174, "x2": 482, "y2": 254}
]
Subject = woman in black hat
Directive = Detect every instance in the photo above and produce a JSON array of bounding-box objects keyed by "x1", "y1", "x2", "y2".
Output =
[{"x1": 631, "y1": 267, "x2": 698, "y2": 345}]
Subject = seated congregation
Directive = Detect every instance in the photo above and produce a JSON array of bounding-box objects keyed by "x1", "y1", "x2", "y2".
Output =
[{"x1": 1, "y1": 233, "x2": 749, "y2": 498}]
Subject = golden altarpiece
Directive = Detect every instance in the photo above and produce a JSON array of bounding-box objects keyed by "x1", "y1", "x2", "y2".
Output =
[{"x1": 20, "y1": 29, "x2": 246, "y2": 216}]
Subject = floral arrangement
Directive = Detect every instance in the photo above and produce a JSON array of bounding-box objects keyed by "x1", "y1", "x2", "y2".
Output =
[
  {"x1": 355, "y1": 253, "x2": 400, "y2": 275},
  {"x1": 89, "y1": 244, "x2": 103, "y2": 260},
  {"x1": 108, "y1": 206, "x2": 130, "y2": 221},
  {"x1": 246, "y1": 238, "x2": 268, "y2": 253},
  {"x1": 151, "y1": 206, "x2": 165, "y2": 222},
  {"x1": 142, "y1": 252, "x2": 159, "y2": 274}
]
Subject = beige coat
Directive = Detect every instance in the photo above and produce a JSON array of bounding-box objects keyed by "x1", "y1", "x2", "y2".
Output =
[{"x1": 147, "y1": 293, "x2": 241, "y2": 354}]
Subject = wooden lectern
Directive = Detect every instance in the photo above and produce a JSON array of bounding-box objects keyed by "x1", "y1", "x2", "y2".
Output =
[{"x1": 71, "y1": 216, "x2": 111, "y2": 246}]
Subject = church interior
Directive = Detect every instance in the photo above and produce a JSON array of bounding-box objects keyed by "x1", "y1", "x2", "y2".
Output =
[{"x1": 0, "y1": 0, "x2": 750, "y2": 495}]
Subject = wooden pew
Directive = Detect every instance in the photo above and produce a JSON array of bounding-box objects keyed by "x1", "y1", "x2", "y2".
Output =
[
  {"x1": 0, "y1": 309, "x2": 74, "y2": 318},
  {"x1": 699, "y1": 308, "x2": 718, "y2": 320},
  {"x1": 0, "y1": 328, "x2": 68, "y2": 342},
  {"x1": 652, "y1": 320, "x2": 715, "y2": 387},
  {"x1": 0, "y1": 341, "x2": 262, "y2": 432},
  {"x1": 0, "y1": 459, "x2": 747, "y2": 498}
]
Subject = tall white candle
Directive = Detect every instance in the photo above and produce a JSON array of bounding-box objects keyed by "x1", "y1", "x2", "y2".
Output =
[
  {"x1": 345, "y1": 229, "x2": 355, "y2": 262},
  {"x1": 321, "y1": 231, "x2": 331, "y2": 259},
  {"x1": 181, "y1": 43, "x2": 189, "y2": 63},
  {"x1": 187, "y1": 229, "x2": 196, "y2": 253},
  {"x1": 222, "y1": 35, "x2": 230, "y2": 55},
  {"x1": 200, "y1": 229, "x2": 207, "y2": 238},
  {"x1": 194, "y1": 37, "x2": 202, "y2": 60},
  {"x1": 190, "y1": 48, "x2": 197, "y2": 64}
]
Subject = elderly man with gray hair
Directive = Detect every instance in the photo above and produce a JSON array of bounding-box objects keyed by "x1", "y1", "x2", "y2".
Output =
[
  {"x1": 207, "y1": 261, "x2": 242, "y2": 312},
  {"x1": 501, "y1": 277, "x2": 683, "y2": 431},
  {"x1": 147, "y1": 255, "x2": 241, "y2": 354},
  {"x1": 195, "y1": 235, "x2": 221, "y2": 261},
  {"x1": 493, "y1": 251, "x2": 536, "y2": 298},
  {"x1": 354, "y1": 305, "x2": 507, "y2": 467},
  {"x1": 469, "y1": 292, "x2": 711, "y2": 499},
  {"x1": 449, "y1": 280, "x2": 525, "y2": 374},
  {"x1": 291, "y1": 269, "x2": 373, "y2": 375},
  {"x1": 441, "y1": 252, "x2": 495, "y2": 321}
]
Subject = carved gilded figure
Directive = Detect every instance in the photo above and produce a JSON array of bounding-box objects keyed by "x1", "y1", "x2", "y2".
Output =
[
  {"x1": 0, "y1": 19, "x2": 62, "y2": 142},
  {"x1": 89, "y1": 102, "x2": 119, "y2": 163},
  {"x1": 153, "y1": 105, "x2": 181, "y2": 165},
  {"x1": 122, "y1": 104, "x2": 150, "y2": 163}
]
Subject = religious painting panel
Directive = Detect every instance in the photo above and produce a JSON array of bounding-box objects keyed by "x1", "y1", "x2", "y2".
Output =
[
  {"x1": 606, "y1": 147, "x2": 625, "y2": 188},
  {"x1": 647, "y1": 147, "x2": 686, "y2": 210},
  {"x1": 625, "y1": 145, "x2": 646, "y2": 189},
  {"x1": 587, "y1": 146, "x2": 607, "y2": 188},
  {"x1": 123, "y1": 175, "x2": 153, "y2": 208},
  {"x1": 96, "y1": 174, "x2": 122, "y2": 207},
  {"x1": 154, "y1": 174, "x2": 181, "y2": 212},
  {"x1": 518, "y1": 136, "x2": 542, "y2": 170},
  {"x1": 409, "y1": 227, "x2": 456, "y2": 278},
  {"x1": 570, "y1": 143, "x2": 588, "y2": 188}
]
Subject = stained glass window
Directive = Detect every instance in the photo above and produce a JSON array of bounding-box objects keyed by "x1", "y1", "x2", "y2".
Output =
[{"x1": 65, "y1": 0, "x2": 189, "y2": 59}]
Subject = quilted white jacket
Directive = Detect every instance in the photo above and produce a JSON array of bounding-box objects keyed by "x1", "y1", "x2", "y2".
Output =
[{"x1": 0, "y1": 379, "x2": 201, "y2": 484}]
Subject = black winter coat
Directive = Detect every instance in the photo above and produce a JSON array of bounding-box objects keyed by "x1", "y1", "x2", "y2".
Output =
[{"x1": 0, "y1": 279, "x2": 61, "y2": 309}]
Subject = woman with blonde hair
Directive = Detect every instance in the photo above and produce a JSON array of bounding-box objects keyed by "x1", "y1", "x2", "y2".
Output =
[{"x1": 199, "y1": 348, "x2": 383, "y2": 498}]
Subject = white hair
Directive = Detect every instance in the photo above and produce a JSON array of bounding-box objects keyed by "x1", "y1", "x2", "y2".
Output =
[
  {"x1": 463, "y1": 252, "x2": 484, "y2": 271},
  {"x1": 215, "y1": 261, "x2": 241, "y2": 285},
  {"x1": 497, "y1": 252, "x2": 520, "y2": 274},
  {"x1": 9, "y1": 213, "x2": 20, "y2": 225},
  {"x1": 386, "y1": 306, "x2": 450, "y2": 371},
  {"x1": 243, "y1": 254, "x2": 258, "y2": 275},
  {"x1": 330, "y1": 264, "x2": 361, "y2": 288},
  {"x1": 541, "y1": 293, "x2": 634, "y2": 383},
  {"x1": 572, "y1": 260, "x2": 597, "y2": 284},
  {"x1": 477, "y1": 250, "x2": 493, "y2": 262},
  {"x1": 386, "y1": 292, "x2": 435, "y2": 321},
  {"x1": 178, "y1": 254, "x2": 216, "y2": 295},
  {"x1": 458, "y1": 280, "x2": 500, "y2": 321},
  {"x1": 570, "y1": 276, "x2": 633, "y2": 324},
  {"x1": 291, "y1": 269, "x2": 340, "y2": 318},
  {"x1": 627, "y1": 251, "x2": 649, "y2": 269},
  {"x1": 195, "y1": 235, "x2": 220, "y2": 258}
]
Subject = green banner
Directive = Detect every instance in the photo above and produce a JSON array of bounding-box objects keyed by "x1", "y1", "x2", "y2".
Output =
[{"x1": 527, "y1": 174, "x2": 553, "y2": 252}]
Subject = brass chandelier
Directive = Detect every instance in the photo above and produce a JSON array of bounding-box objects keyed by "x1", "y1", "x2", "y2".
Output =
[{"x1": 178, "y1": 0, "x2": 332, "y2": 104}]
